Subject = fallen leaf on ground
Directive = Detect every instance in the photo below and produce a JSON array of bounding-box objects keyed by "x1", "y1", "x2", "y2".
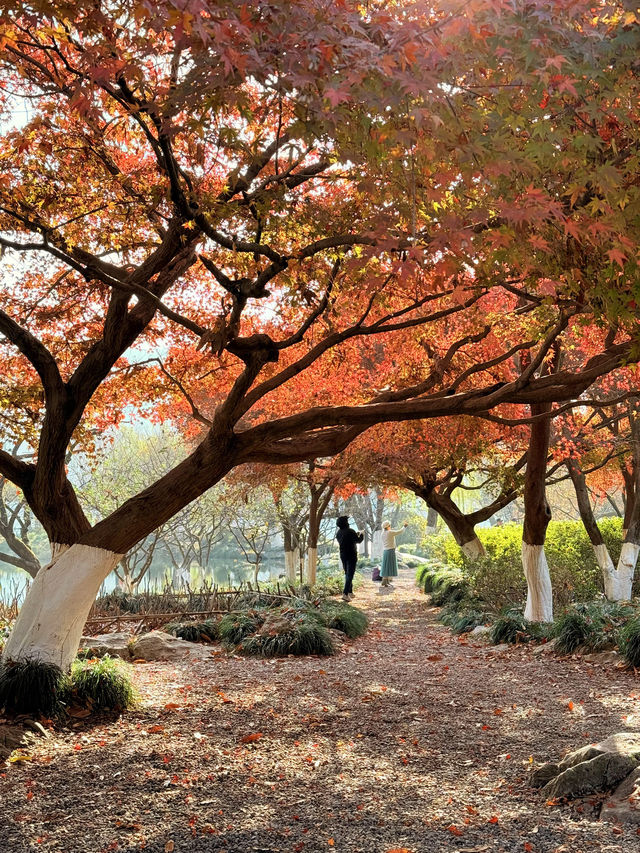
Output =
[{"x1": 239, "y1": 733, "x2": 263, "y2": 744}]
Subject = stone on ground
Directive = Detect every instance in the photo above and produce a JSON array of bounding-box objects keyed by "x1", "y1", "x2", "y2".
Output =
[
  {"x1": 78, "y1": 631, "x2": 134, "y2": 659},
  {"x1": 534, "y1": 732, "x2": 640, "y2": 818},
  {"x1": 130, "y1": 630, "x2": 209, "y2": 661}
]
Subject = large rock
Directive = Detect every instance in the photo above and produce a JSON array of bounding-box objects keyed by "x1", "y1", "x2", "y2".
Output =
[
  {"x1": 0, "y1": 725, "x2": 29, "y2": 761},
  {"x1": 601, "y1": 766, "x2": 640, "y2": 824},
  {"x1": 130, "y1": 630, "x2": 209, "y2": 661},
  {"x1": 543, "y1": 752, "x2": 639, "y2": 800},
  {"x1": 531, "y1": 638, "x2": 557, "y2": 656},
  {"x1": 534, "y1": 732, "x2": 640, "y2": 806},
  {"x1": 0, "y1": 721, "x2": 48, "y2": 761},
  {"x1": 583, "y1": 650, "x2": 619, "y2": 665},
  {"x1": 79, "y1": 632, "x2": 134, "y2": 659},
  {"x1": 469, "y1": 625, "x2": 492, "y2": 644}
]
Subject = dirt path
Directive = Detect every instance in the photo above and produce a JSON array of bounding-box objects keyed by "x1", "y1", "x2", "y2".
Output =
[{"x1": 2, "y1": 569, "x2": 639, "y2": 853}]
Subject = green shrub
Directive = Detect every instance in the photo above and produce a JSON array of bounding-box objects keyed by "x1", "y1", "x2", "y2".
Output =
[
  {"x1": 319, "y1": 601, "x2": 368, "y2": 638},
  {"x1": 421, "y1": 566, "x2": 441, "y2": 593},
  {"x1": 424, "y1": 520, "x2": 625, "y2": 611},
  {"x1": 70, "y1": 656, "x2": 136, "y2": 712},
  {"x1": 0, "y1": 658, "x2": 70, "y2": 717},
  {"x1": 219, "y1": 610, "x2": 266, "y2": 646},
  {"x1": 553, "y1": 610, "x2": 593, "y2": 654},
  {"x1": 239, "y1": 611, "x2": 335, "y2": 657},
  {"x1": 164, "y1": 618, "x2": 220, "y2": 643},
  {"x1": 430, "y1": 571, "x2": 468, "y2": 606},
  {"x1": 619, "y1": 619, "x2": 640, "y2": 667},
  {"x1": 415, "y1": 563, "x2": 431, "y2": 585}
]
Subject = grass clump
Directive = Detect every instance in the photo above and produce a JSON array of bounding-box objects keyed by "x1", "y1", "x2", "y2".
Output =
[
  {"x1": 553, "y1": 600, "x2": 634, "y2": 654},
  {"x1": 490, "y1": 609, "x2": 550, "y2": 645},
  {"x1": 319, "y1": 600, "x2": 368, "y2": 638},
  {"x1": 619, "y1": 619, "x2": 640, "y2": 667},
  {"x1": 416, "y1": 563, "x2": 434, "y2": 588},
  {"x1": 70, "y1": 655, "x2": 136, "y2": 712},
  {"x1": 240, "y1": 610, "x2": 334, "y2": 657},
  {"x1": 219, "y1": 610, "x2": 266, "y2": 646},
  {"x1": 440, "y1": 602, "x2": 492, "y2": 635},
  {"x1": 0, "y1": 658, "x2": 70, "y2": 717},
  {"x1": 164, "y1": 618, "x2": 220, "y2": 643}
]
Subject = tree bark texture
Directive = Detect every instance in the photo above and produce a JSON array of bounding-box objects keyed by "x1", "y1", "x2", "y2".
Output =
[
  {"x1": 2, "y1": 545, "x2": 122, "y2": 670},
  {"x1": 522, "y1": 403, "x2": 553, "y2": 621}
]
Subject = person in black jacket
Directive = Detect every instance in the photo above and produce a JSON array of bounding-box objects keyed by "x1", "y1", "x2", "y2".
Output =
[{"x1": 335, "y1": 515, "x2": 364, "y2": 601}]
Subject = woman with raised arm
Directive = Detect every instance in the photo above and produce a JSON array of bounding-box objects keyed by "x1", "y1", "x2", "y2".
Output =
[{"x1": 380, "y1": 521, "x2": 408, "y2": 588}]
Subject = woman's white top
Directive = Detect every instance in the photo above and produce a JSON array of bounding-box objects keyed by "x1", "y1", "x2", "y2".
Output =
[{"x1": 381, "y1": 528, "x2": 404, "y2": 550}]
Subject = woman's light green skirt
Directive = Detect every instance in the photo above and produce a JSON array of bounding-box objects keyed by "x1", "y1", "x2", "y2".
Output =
[{"x1": 381, "y1": 548, "x2": 398, "y2": 578}]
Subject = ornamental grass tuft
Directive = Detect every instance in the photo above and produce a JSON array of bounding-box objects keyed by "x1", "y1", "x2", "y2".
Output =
[
  {"x1": 164, "y1": 618, "x2": 220, "y2": 643},
  {"x1": 319, "y1": 600, "x2": 368, "y2": 638},
  {"x1": 219, "y1": 610, "x2": 266, "y2": 646},
  {"x1": 619, "y1": 619, "x2": 640, "y2": 668},
  {"x1": 239, "y1": 612, "x2": 335, "y2": 657},
  {"x1": 0, "y1": 658, "x2": 70, "y2": 717},
  {"x1": 553, "y1": 600, "x2": 633, "y2": 654},
  {"x1": 489, "y1": 609, "x2": 549, "y2": 644},
  {"x1": 70, "y1": 655, "x2": 136, "y2": 712}
]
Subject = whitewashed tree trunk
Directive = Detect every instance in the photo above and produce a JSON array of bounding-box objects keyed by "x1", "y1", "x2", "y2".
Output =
[
  {"x1": 306, "y1": 547, "x2": 318, "y2": 586},
  {"x1": 461, "y1": 536, "x2": 486, "y2": 560},
  {"x1": 593, "y1": 543, "x2": 618, "y2": 601},
  {"x1": 522, "y1": 543, "x2": 553, "y2": 623},
  {"x1": 371, "y1": 529, "x2": 383, "y2": 560},
  {"x1": 604, "y1": 542, "x2": 638, "y2": 601},
  {"x1": 50, "y1": 542, "x2": 70, "y2": 561},
  {"x1": 2, "y1": 544, "x2": 123, "y2": 671},
  {"x1": 293, "y1": 545, "x2": 300, "y2": 583},
  {"x1": 284, "y1": 548, "x2": 297, "y2": 584}
]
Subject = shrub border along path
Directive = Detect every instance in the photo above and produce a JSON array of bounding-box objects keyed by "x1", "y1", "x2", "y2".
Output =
[{"x1": 1, "y1": 568, "x2": 638, "y2": 852}]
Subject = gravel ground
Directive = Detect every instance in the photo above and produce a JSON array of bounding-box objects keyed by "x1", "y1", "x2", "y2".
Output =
[{"x1": 2, "y1": 568, "x2": 640, "y2": 853}]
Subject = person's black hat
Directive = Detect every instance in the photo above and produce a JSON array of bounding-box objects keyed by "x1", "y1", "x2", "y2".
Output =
[{"x1": 336, "y1": 515, "x2": 349, "y2": 528}]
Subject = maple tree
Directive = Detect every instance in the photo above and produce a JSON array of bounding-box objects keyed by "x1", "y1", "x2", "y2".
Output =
[{"x1": 0, "y1": 0, "x2": 639, "y2": 674}]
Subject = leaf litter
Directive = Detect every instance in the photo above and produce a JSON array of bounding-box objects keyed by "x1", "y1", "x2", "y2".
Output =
[{"x1": 0, "y1": 567, "x2": 637, "y2": 852}]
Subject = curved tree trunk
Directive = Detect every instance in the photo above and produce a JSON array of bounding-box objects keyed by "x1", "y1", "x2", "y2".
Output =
[
  {"x1": 3, "y1": 432, "x2": 236, "y2": 669},
  {"x1": 2, "y1": 545, "x2": 122, "y2": 670},
  {"x1": 425, "y1": 506, "x2": 439, "y2": 533},
  {"x1": 417, "y1": 488, "x2": 486, "y2": 561},
  {"x1": 522, "y1": 403, "x2": 553, "y2": 622}
]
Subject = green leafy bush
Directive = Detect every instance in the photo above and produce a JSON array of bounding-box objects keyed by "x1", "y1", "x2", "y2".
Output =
[
  {"x1": 430, "y1": 571, "x2": 469, "y2": 606},
  {"x1": 219, "y1": 610, "x2": 266, "y2": 646},
  {"x1": 424, "y1": 520, "x2": 625, "y2": 611},
  {"x1": 164, "y1": 618, "x2": 220, "y2": 643},
  {"x1": 619, "y1": 619, "x2": 640, "y2": 668},
  {"x1": 239, "y1": 611, "x2": 334, "y2": 657},
  {"x1": 416, "y1": 563, "x2": 435, "y2": 587},
  {"x1": 70, "y1": 656, "x2": 136, "y2": 712},
  {"x1": 0, "y1": 658, "x2": 70, "y2": 717},
  {"x1": 319, "y1": 601, "x2": 368, "y2": 638}
]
